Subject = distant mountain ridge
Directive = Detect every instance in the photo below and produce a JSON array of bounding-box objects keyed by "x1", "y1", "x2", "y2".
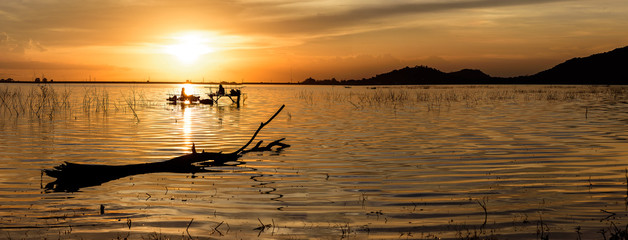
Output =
[
  {"x1": 524, "y1": 45, "x2": 628, "y2": 84},
  {"x1": 301, "y1": 45, "x2": 628, "y2": 85},
  {"x1": 301, "y1": 66, "x2": 493, "y2": 85}
]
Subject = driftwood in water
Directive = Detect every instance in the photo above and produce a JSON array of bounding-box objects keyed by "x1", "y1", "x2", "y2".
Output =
[{"x1": 44, "y1": 105, "x2": 289, "y2": 192}]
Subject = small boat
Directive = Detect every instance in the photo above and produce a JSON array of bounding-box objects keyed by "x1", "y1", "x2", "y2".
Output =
[
  {"x1": 166, "y1": 84, "x2": 244, "y2": 106},
  {"x1": 167, "y1": 94, "x2": 200, "y2": 103},
  {"x1": 199, "y1": 99, "x2": 214, "y2": 105}
]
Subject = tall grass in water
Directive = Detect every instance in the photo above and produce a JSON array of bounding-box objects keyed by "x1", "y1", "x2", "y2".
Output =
[
  {"x1": 0, "y1": 87, "x2": 24, "y2": 117},
  {"x1": 358, "y1": 89, "x2": 409, "y2": 105},
  {"x1": 295, "y1": 86, "x2": 628, "y2": 111},
  {"x1": 82, "y1": 87, "x2": 109, "y2": 114},
  {"x1": 0, "y1": 85, "x2": 71, "y2": 120},
  {"x1": 296, "y1": 90, "x2": 314, "y2": 105},
  {"x1": 31, "y1": 85, "x2": 58, "y2": 120},
  {"x1": 81, "y1": 86, "x2": 151, "y2": 122},
  {"x1": 121, "y1": 87, "x2": 148, "y2": 123}
]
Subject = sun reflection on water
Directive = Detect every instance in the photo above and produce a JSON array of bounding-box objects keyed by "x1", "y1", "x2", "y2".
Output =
[
  {"x1": 175, "y1": 83, "x2": 198, "y2": 148},
  {"x1": 182, "y1": 105, "x2": 192, "y2": 145}
]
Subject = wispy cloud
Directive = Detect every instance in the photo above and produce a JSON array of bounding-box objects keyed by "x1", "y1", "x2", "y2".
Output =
[
  {"x1": 0, "y1": 32, "x2": 46, "y2": 55},
  {"x1": 231, "y1": 0, "x2": 572, "y2": 35},
  {"x1": 0, "y1": 0, "x2": 573, "y2": 43},
  {"x1": 0, "y1": 59, "x2": 123, "y2": 71}
]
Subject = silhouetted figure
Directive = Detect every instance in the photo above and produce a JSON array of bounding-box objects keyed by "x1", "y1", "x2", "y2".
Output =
[
  {"x1": 180, "y1": 87, "x2": 187, "y2": 100},
  {"x1": 218, "y1": 84, "x2": 225, "y2": 95}
]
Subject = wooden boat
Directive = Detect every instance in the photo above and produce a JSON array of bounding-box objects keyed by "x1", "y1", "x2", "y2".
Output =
[
  {"x1": 167, "y1": 94, "x2": 201, "y2": 103},
  {"x1": 166, "y1": 84, "x2": 244, "y2": 106}
]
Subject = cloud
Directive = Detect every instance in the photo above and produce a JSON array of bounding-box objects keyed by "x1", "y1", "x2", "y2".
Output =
[
  {"x1": 0, "y1": 0, "x2": 572, "y2": 42},
  {"x1": 0, "y1": 60, "x2": 124, "y2": 71},
  {"x1": 0, "y1": 32, "x2": 46, "y2": 55},
  {"x1": 0, "y1": 32, "x2": 20, "y2": 53},
  {"x1": 237, "y1": 0, "x2": 572, "y2": 36},
  {"x1": 0, "y1": 0, "x2": 584, "y2": 62}
]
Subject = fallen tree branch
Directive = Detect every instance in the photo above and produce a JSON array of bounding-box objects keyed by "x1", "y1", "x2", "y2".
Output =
[
  {"x1": 43, "y1": 104, "x2": 289, "y2": 192},
  {"x1": 232, "y1": 104, "x2": 285, "y2": 155},
  {"x1": 240, "y1": 138, "x2": 290, "y2": 154}
]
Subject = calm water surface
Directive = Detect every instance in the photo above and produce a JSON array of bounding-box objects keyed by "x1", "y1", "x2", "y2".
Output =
[{"x1": 1, "y1": 84, "x2": 628, "y2": 239}]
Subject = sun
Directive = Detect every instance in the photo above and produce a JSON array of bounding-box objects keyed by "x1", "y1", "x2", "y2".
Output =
[{"x1": 164, "y1": 33, "x2": 214, "y2": 64}]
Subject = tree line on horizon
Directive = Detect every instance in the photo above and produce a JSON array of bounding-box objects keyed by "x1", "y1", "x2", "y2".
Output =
[{"x1": 301, "y1": 45, "x2": 628, "y2": 85}]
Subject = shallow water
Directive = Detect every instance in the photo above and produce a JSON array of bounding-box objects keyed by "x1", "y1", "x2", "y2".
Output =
[{"x1": 1, "y1": 83, "x2": 628, "y2": 239}]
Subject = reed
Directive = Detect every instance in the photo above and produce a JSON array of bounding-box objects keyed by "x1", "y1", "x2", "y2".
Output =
[
  {"x1": 0, "y1": 85, "x2": 64, "y2": 120},
  {"x1": 295, "y1": 85, "x2": 628, "y2": 111},
  {"x1": 82, "y1": 87, "x2": 109, "y2": 114},
  {"x1": 125, "y1": 97, "x2": 140, "y2": 123},
  {"x1": 122, "y1": 87, "x2": 147, "y2": 122},
  {"x1": 0, "y1": 87, "x2": 24, "y2": 117},
  {"x1": 296, "y1": 89, "x2": 314, "y2": 105},
  {"x1": 0, "y1": 85, "x2": 121, "y2": 122}
]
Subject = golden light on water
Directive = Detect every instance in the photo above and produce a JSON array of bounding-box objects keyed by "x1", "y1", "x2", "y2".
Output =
[
  {"x1": 4, "y1": 85, "x2": 628, "y2": 239},
  {"x1": 182, "y1": 105, "x2": 192, "y2": 136},
  {"x1": 179, "y1": 83, "x2": 196, "y2": 141},
  {"x1": 181, "y1": 102, "x2": 193, "y2": 153}
]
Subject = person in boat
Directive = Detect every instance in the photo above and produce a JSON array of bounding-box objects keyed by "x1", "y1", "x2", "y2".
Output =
[
  {"x1": 218, "y1": 84, "x2": 225, "y2": 96},
  {"x1": 180, "y1": 87, "x2": 188, "y2": 101}
]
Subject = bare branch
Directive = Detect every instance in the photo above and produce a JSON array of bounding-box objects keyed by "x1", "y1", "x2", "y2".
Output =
[{"x1": 233, "y1": 104, "x2": 285, "y2": 155}]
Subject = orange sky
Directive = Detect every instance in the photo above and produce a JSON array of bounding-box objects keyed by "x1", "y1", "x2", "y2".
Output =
[{"x1": 1, "y1": 0, "x2": 627, "y2": 82}]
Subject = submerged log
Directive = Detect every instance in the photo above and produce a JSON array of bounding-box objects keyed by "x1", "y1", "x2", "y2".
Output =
[{"x1": 44, "y1": 105, "x2": 289, "y2": 192}]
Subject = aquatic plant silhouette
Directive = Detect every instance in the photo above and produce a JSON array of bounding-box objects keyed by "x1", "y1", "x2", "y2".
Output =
[{"x1": 43, "y1": 105, "x2": 289, "y2": 192}]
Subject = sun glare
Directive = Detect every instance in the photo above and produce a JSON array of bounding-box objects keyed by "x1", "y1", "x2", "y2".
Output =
[{"x1": 164, "y1": 33, "x2": 215, "y2": 64}]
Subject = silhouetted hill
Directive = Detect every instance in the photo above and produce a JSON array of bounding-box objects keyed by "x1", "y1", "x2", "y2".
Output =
[
  {"x1": 302, "y1": 66, "x2": 495, "y2": 85},
  {"x1": 447, "y1": 69, "x2": 492, "y2": 83},
  {"x1": 523, "y1": 46, "x2": 628, "y2": 84},
  {"x1": 363, "y1": 66, "x2": 446, "y2": 85},
  {"x1": 301, "y1": 45, "x2": 628, "y2": 85}
]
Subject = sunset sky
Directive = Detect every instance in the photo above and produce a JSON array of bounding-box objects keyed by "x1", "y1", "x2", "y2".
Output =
[{"x1": 1, "y1": 0, "x2": 627, "y2": 82}]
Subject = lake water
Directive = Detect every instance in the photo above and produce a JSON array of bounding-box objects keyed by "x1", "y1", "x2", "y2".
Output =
[{"x1": 1, "y1": 83, "x2": 628, "y2": 239}]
